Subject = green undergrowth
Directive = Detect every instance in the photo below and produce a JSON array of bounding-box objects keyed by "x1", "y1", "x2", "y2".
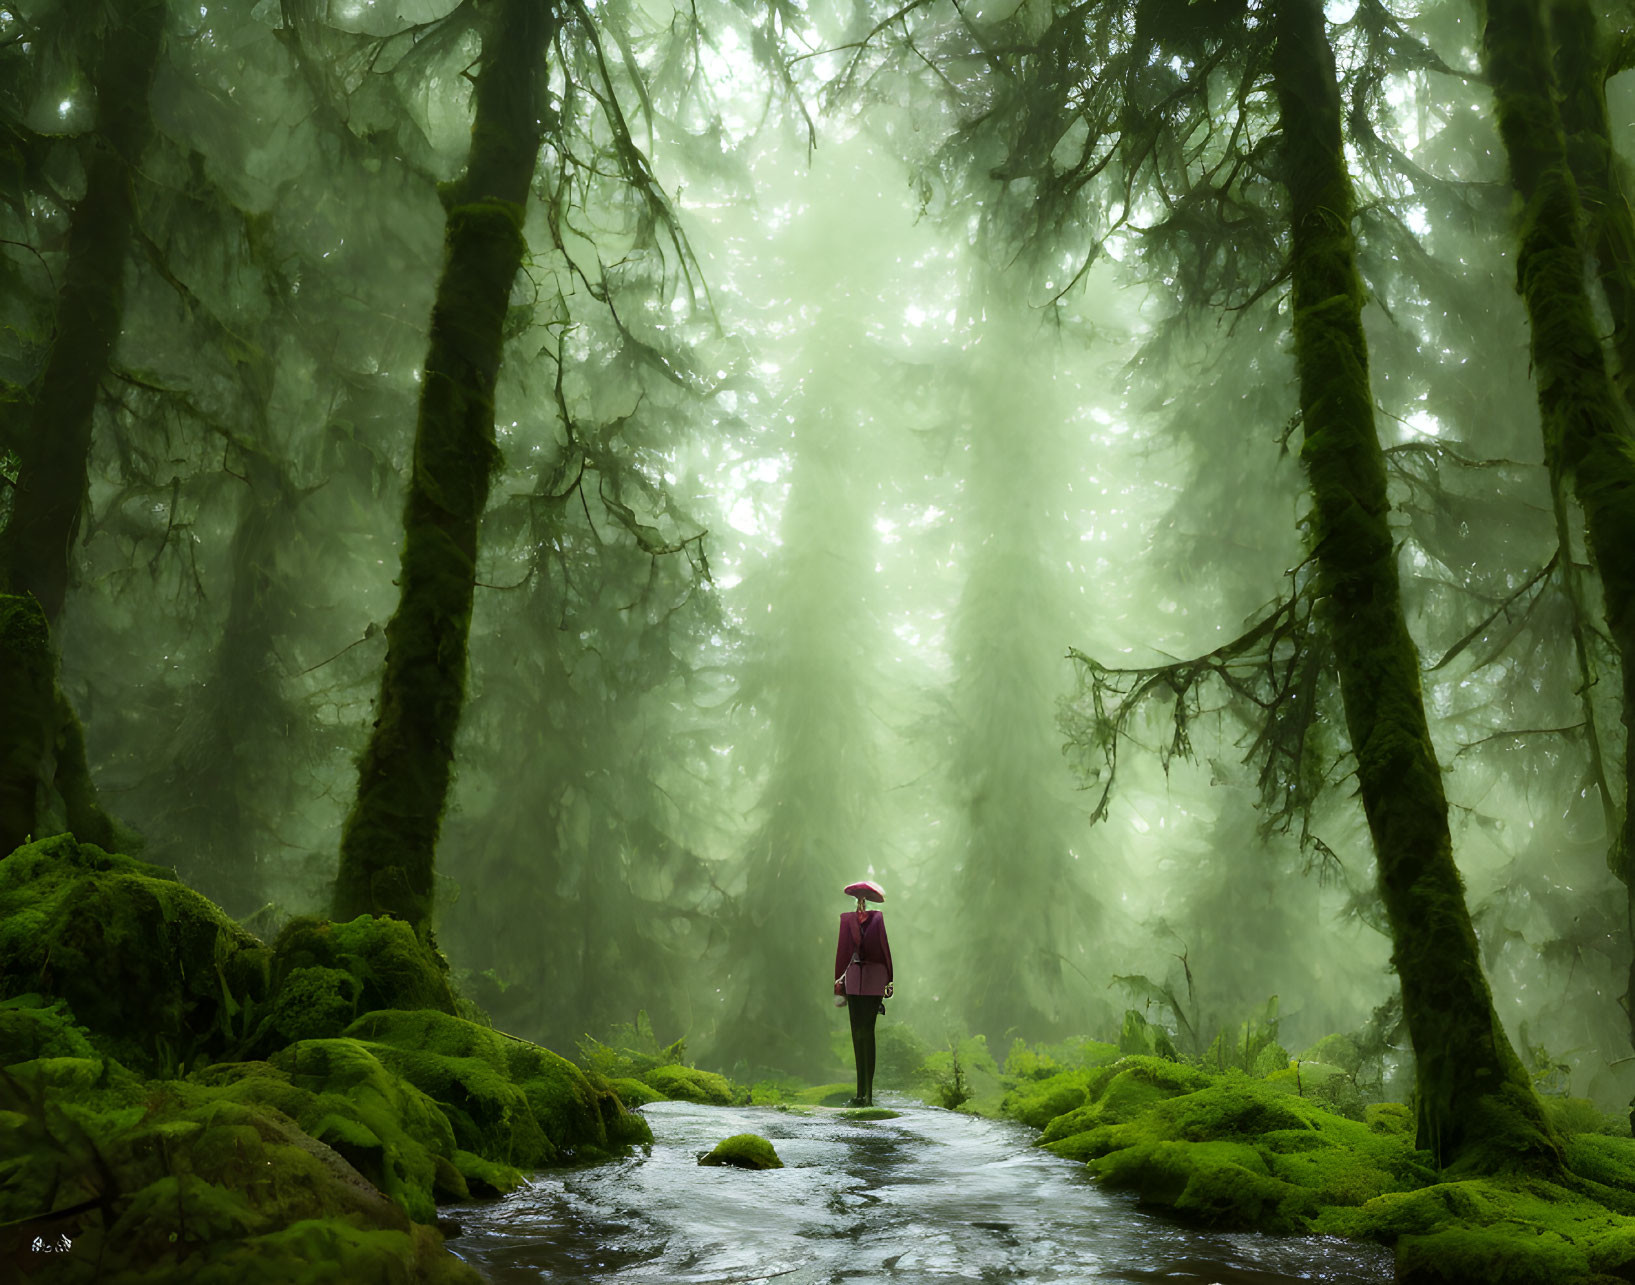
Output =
[
  {"x1": 576, "y1": 1012, "x2": 749, "y2": 1108},
  {"x1": 980, "y1": 1023, "x2": 1635, "y2": 1285}
]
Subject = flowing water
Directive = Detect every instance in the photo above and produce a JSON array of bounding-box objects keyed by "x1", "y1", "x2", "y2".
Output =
[{"x1": 443, "y1": 1097, "x2": 1392, "y2": 1284}]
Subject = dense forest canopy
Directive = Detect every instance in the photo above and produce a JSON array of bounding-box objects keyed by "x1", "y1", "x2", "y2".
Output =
[{"x1": 3, "y1": 0, "x2": 1634, "y2": 1126}]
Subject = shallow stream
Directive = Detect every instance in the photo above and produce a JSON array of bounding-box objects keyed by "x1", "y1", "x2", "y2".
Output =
[{"x1": 444, "y1": 1097, "x2": 1393, "y2": 1284}]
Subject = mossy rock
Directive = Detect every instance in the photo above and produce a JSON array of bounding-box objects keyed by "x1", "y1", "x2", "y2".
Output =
[
  {"x1": 1094, "y1": 1136, "x2": 1315, "y2": 1227},
  {"x1": 241, "y1": 915, "x2": 459, "y2": 1058},
  {"x1": 1317, "y1": 1173, "x2": 1635, "y2": 1284},
  {"x1": 611, "y1": 1076, "x2": 665, "y2": 1107},
  {"x1": 1038, "y1": 1057, "x2": 1211, "y2": 1148},
  {"x1": 1002, "y1": 1068, "x2": 1093, "y2": 1129},
  {"x1": 0, "y1": 1053, "x2": 479, "y2": 1283},
  {"x1": 838, "y1": 1107, "x2": 900, "y2": 1120},
  {"x1": 1367, "y1": 1101, "x2": 1414, "y2": 1136},
  {"x1": 345, "y1": 1008, "x2": 652, "y2": 1166},
  {"x1": 213, "y1": 1039, "x2": 459, "y2": 1223},
  {"x1": 642, "y1": 1063, "x2": 735, "y2": 1105},
  {"x1": 452, "y1": 1147, "x2": 525, "y2": 1197},
  {"x1": 0, "y1": 834, "x2": 271, "y2": 1076},
  {"x1": 1037, "y1": 1066, "x2": 1433, "y2": 1233},
  {"x1": 699, "y1": 1133, "x2": 783, "y2": 1170},
  {"x1": 0, "y1": 994, "x2": 98, "y2": 1065}
]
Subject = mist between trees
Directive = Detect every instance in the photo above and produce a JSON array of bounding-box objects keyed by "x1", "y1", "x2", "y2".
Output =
[{"x1": 2, "y1": 0, "x2": 1632, "y2": 1139}]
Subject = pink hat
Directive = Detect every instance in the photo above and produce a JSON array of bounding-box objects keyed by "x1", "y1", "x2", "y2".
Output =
[{"x1": 844, "y1": 880, "x2": 885, "y2": 903}]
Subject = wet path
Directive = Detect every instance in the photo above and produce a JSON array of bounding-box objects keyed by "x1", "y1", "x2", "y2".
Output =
[{"x1": 444, "y1": 1096, "x2": 1392, "y2": 1284}]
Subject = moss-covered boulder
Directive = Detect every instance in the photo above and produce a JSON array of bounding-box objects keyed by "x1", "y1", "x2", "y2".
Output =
[
  {"x1": 643, "y1": 1063, "x2": 735, "y2": 1105},
  {"x1": 1051, "y1": 1070, "x2": 1434, "y2": 1231},
  {"x1": 0, "y1": 835, "x2": 271, "y2": 1077},
  {"x1": 0, "y1": 1044, "x2": 477, "y2": 1284},
  {"x1": 240, "y1": 915, "x2": 460, "y2": 1058},
  {"x1": 1038, "y1": 1056, "x2": 1211, "y2": 1156},
  {"x1": 345, "y1": 1009, "x2": 651, "y2": 1166},
  {"x1": 1316, "y1": 1168, "x2": 1635, "y2": 1284},
  {"x1": 611, "y1": 1076, "x2": 665, "y2": 1107},
  {"x1": 1002, "y1": 1069, "x2": 1096, "y2": 1130},
  {"x1": 190, "y1": 1041, "x2": 461, "y2": 1224},
  {"x1": 0, "y1": 993, "x2": 100, "y2": 1064},
  {"x1": 699, "y1": 1133, "x2": 782, "y2": 1170}
]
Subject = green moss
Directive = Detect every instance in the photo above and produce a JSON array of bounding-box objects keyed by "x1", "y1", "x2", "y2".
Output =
[
  {"x1": 1094, "y1": 1137, "x2": 1313, "y2": 1227},
  {"x1": 1263, "y1": 1059, "x2": 1367, "y2": 1121},
  {"x1": 1002, "y1": 1069, "x2": 1092, "y2": 1129},
  {"x1": 1037, "y1": 1057, "x2": 1211, "y2": 1146},
  {"x1": 0, "y1": 1049, "x2": 480, "y2": 1284},
  {"x1": 1544, "y1": 1097, "x2": 1628, "y2": 1138},
  {"x1": 0, "y1": 834, "x2": 271, "y2": 1076},
  {"x1": 1393, "y1": 1225, "x2": 1590, "y2": 1284},
  {"x1": 259, "y1": 1039, "x2": 456, "y2": 1224},
  {"x1": 1316, "y1": 1174, "x2": 1635, "y2": 1283},
  {"x1": 249, "y1": 916, "x2": 458, "y2": 1056},
  {"x1": 698, "y1": 1133, "x2": 783, "y2": 1170},
  {"x1": 610, "y1": 1076, "x2": 665, "y2": 1107},
  {"x1": 331, "y1": 0, "x2": 551, "y2": 938},
  {"x1": 0, "y1": 593, "x2": 55, "y2": 857},
  {"x1": 0, "y1": 994, "x2": 97, "y2": 1064},
  {"x1": 789, "y1": 1082, "x2": 854, "y2": 1107},
  {"x1": 452, "y1": 1147, "x2": 524, "y2": 1197},
  {"x1": 1369, "y1": 1101, "x2": 1415, "y2": 1136},
  {"x1": 643, "y1": 1063, "x2": 736, "y2": 1106},
  {"x1": 345, "y1": 1008, "x2": 652, "y2": 1164},
  {"x1": 250, "y1": 966, "x2": 362, "y2": 1052},
  {"x1": 839, "y1": 1107, "x2": 900, "y2": 1120}
]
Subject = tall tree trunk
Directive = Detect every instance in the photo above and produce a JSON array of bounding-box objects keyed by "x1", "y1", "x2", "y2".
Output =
[
  {"x1": 1, "y1": 0, "x2": 165, "y2": 621},
  {"x1": 0, "y1": 593, "x2": 116, "y2": 856},
  {"x1": 1549, "y1": 0, "x2": 1635, "y2": 1123},
  {"x1": 0, "y1": 1, "x2": 161, "y2": 857},
  {"x1": 1272, "y1": 0, "x2": 1560, "y2": 1173},
  {"x1": 333, "y1": 0, "x2": 553, "y2": 932}
]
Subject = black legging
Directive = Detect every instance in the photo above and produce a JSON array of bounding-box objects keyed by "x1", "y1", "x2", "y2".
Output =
[{"x1": 847, "y1": 994, "x2": 879, "y2": 1101}]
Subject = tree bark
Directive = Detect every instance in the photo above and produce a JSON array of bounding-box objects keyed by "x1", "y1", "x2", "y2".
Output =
[
  {"x1": 1526, "y1": 0, "x2": 1635, "y2": 1127},
  {"x1": 1272, "y1": 0, "x2": 1561, "y2": 1173},
  {"x1": 1, "y1": 0, "x2": 165, "y2": 622},
  {"x1": 333, "y1": 0, "x2": 553, "y2": 932},
  {"x1": 0, "y1": 593, "x2": 117, "y2": 857}
]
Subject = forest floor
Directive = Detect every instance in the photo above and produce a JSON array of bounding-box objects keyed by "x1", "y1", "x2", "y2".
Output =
[{"x1": 4, "y1": 833, "x2": 1635, "y2": 1284}]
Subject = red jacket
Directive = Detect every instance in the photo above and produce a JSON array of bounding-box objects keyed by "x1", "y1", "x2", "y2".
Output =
[{"x1": 834, "y1": 911, "x2": 893, "y2": 996}]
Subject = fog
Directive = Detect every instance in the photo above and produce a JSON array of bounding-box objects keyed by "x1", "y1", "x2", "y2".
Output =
[{"x1": 5, "y1": 0, "x2": 1629, "y2": 1111}]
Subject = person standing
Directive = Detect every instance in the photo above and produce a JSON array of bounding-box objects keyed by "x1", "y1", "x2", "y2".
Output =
[{"x1": 833, "y1": 879, "x2": 894, "y2": 1106}]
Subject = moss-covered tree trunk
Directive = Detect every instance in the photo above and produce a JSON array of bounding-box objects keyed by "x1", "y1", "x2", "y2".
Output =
[
  {"x1": 333, "y1": 0, "x2": 553, "y2": 932},
  {"x1": 1548, "y1": 0, "x2": 1635, "y2": 1120},
  {"x1": 1, "y1": 0, "x2": 164, "y2": 621},
  {"x1": 0, "y1": 594, "x2": 116, "y2": 857},
  {"x1": 0, "y1": 2, "x2": 161, "y2": 858},
  {"x1": 1272, "y1": 0, "x2": 1560, "y2": 1173}
]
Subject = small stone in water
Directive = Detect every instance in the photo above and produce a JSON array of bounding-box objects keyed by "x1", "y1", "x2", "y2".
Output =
[{"x1": 698, "y1": 1133, "x2": 783, "y2": 1170}]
